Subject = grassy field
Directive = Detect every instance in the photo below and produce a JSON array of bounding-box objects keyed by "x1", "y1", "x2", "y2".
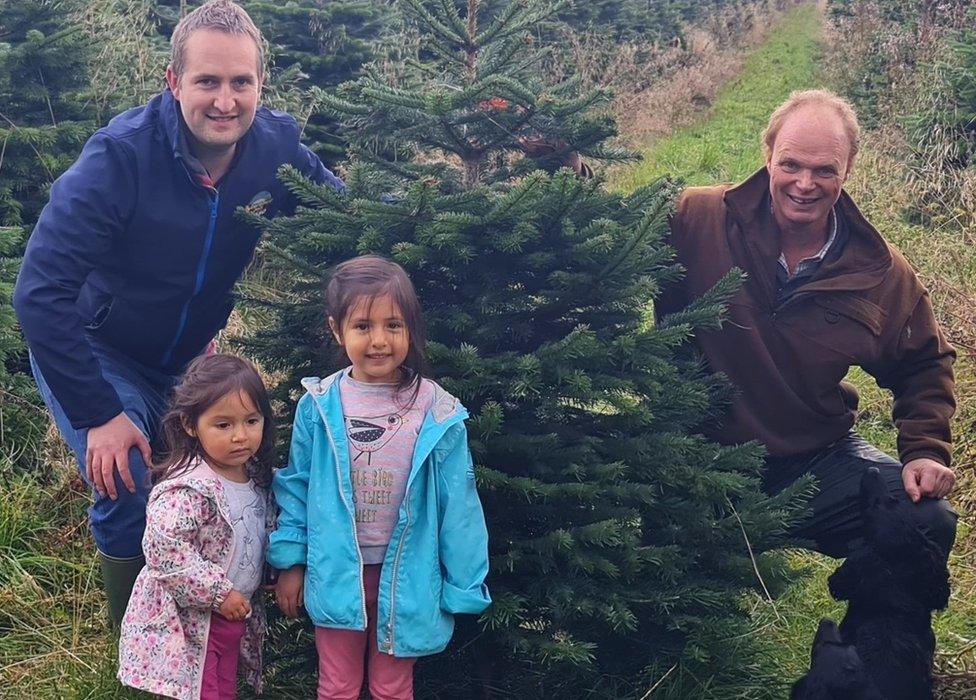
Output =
[{"x1": 611, "y1": 2, "x2": 976, "y2": 697}]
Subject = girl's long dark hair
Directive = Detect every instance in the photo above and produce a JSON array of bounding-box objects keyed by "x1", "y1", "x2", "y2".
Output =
[
  {"x1": 153, "y1": 354, "x2": 276, "y2": 487},
  {"x1": 326, "y1": 254, "x2": 427, "y2": 407}
]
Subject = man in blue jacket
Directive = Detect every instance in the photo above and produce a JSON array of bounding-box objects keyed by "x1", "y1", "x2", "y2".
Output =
[{"x1": 13, "y1": 0, "x2": 343, "y2": 623}]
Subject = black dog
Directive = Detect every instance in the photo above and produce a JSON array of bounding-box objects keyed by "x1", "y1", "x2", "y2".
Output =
[
  {"x1": 790, "y1": 619, "x2": 884, "y2": 699},
  {"x1": 826, "y1": 467, "x2": 950, "y2": 700}
]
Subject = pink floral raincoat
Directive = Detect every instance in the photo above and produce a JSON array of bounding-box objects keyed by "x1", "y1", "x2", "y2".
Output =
[{"x1": 118, "y1": 461, "x2": 273, "y2": 699}]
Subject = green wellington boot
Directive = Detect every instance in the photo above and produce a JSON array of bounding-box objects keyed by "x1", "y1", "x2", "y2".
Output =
[{"x1": 97, "y1": 551, "x2": 145, "y2": 627}]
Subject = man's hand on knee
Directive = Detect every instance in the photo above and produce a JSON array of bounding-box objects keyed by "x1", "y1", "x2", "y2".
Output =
[
  {"x1": 902, "y1": 457, "x2": 955, "y2": 503},
  {"x1": 85, "y1": 413, "x2": 152, "y2": 500}
]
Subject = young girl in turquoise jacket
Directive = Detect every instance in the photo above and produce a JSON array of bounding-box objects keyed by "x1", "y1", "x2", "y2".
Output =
[{"x1": 268, "y1": 254, "x2": 491, "y2": 699}]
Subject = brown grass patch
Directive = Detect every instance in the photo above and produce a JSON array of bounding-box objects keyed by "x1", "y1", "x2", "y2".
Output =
[{"x1": 556, "y1": 0, "x2": 803, "y2": 145}]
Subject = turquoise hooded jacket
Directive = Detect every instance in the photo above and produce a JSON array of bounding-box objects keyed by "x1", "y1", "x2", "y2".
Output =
[{"x1": 267, "y1": 370, "x2": 491, "y2": 657}]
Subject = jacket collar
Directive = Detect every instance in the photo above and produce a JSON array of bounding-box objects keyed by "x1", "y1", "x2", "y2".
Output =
[
  {"x1": 723, "y1": 168, "x2": 892, "y2": 294},
  {"x1": 302, "y1": 369, "x2": 465, "y2": 425},
  {"x1": 301, "y1": 369, "x2": 468, "y2": 489},
  {"x1": 160, "y1": 89, "x2": 186, "y2": 163}
]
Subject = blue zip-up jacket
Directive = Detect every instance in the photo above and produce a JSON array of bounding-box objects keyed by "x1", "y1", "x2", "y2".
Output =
[
  {"x1": 13, "y1": 89, "x2": 344, "y2": 429},
  {"x1": 268, "y1": 370, "x2": 491, "y2": 657}
]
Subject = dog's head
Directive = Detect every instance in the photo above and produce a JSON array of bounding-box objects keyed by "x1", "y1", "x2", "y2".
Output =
[
  {"x1": 790, "y1": 619, "x2": 884, "y2": 700},
  {"x1": 828, "y1": 547, "x2": 885, "y2": 602}
]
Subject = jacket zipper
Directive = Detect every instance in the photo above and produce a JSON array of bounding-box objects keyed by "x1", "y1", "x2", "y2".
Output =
[
  {"x1": 309, "y1": 380, "x2": 467, "y2": 651},
  {"x1": 160, "y1": 177, "x2": 220, "y2": 367},
  {"x1": 385, "y1": 492, "x2": 411, "y2": 654},
  {"x1": 384, "y1": 410, "x2": 465, "y2": 654},
  {"x1": 312, "y1": 394, "x2": 368, "y2": 628}
]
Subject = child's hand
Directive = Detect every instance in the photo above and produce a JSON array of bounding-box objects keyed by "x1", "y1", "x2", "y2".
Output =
[
  {"x1": 276, "y1": 565, "x2": 305, "y2": 618},
  {"x1": 218, "y1": 589, "x2": 251, "y2": 621}
]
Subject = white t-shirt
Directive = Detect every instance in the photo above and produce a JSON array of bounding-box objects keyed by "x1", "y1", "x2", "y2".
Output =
[{"x1": 219, "y1": 477, "x2": 267, "y2": 598}]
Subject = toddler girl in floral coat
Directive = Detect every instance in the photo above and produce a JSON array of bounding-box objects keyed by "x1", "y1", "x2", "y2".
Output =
[{"x1": 118, "y1": 354, "x2": 276, "y2": 699}]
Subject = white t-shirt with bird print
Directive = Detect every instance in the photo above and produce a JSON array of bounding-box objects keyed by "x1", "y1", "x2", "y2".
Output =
[
  {"x1": 218, "y1": 477, "x2": 268, "y2": 598},
  {"x1": 338, "y1": 370, "x2": 435, "y2": 564}
]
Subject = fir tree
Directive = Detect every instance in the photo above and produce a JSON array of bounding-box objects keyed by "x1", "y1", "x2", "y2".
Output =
[
  {"x1": 0, "y1": 0, "x2": 93, "y2": 228},
  {"x1": 0, "y1": 0, "x2": 95, "y2": 470},
  {"x1": 243, "y1": 0, "x2": 392, "y2": 166},
  {"x1": 242, "y1": 0, "x2": 811, "y2": 695},
  {"x1": 313, "y1": 0, "x2": 633, "y2": 190}
]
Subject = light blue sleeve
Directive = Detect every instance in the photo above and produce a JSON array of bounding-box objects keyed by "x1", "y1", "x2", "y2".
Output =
[
  {"x1": 435, "y1": 422, "x2": 491, "y2": 614},
  {"x1": 267, "y1": 394, "x2": 315, "y2": 570}
]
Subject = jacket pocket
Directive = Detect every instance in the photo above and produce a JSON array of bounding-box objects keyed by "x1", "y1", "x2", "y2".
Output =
[
  {"x1": 84, "y1": 299, "x2": 114, "y2": 331},
  {"x1": 813, "y1": 295, "x2": 886, "y2": 337},
  {"x1": 787, "y1": 294, "x2": 885, "y2": 365},
  {"x1": 85, "y1": 295, "x2": 176, "y2": 367}
]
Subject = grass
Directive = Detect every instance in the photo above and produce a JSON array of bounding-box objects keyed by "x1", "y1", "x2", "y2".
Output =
[
  {"x1": 0, "y1": 466, "x2": 145, "y2": 698},
  {"x1": 611, "y1": 2, "x2": 976, "y2": 697}
]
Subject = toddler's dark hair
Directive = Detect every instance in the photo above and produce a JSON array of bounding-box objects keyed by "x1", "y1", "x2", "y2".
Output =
[
  {"x1": 153, "y1": 353, "x2": 276, "y2": 487},
  {"x1": 326, "y1": 254, "x2": 427, "y2": 404}
]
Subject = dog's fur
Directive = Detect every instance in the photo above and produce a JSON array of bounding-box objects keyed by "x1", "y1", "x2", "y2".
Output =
[
  {"x1": 792, "y1": 468, "x2": 950, "y2": 700},
  {"x1": 790, "y1": 619, "x2": 883, "y2": 699}
]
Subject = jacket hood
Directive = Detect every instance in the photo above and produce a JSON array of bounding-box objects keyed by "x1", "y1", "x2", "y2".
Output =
[
  {"x1": 724, "y1": 168, "x2": 893, "y2": 294},
  {"x1": 148, "y1": 459, "x2": 232, "y2": 517},
  {"x1": 300, "y1": 368, "x2": 466, "y2": 424}
]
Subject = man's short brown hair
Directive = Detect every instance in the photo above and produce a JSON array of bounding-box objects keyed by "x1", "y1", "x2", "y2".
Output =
[
  {"x1": 762, "y1": 89, "x2": 861, "y2": 167},
  {"x1": 170, "y1": 0, "x2": 265, "y2": 80}
]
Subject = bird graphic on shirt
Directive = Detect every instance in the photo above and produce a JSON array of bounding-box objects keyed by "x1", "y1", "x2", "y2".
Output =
[{"x1": 346, "y1": 414, "x2": 403, "y2": 464}]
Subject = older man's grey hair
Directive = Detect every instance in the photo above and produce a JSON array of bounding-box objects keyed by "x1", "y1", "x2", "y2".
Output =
[
  {"x1": 169, "y1": 0, "x2": 265, "y2": 80},
  {"x1": 762, "y1": 89, "x2": 861, "y2": 167}
]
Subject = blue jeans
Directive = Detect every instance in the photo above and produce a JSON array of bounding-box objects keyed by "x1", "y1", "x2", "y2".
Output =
[{"x1": 30, "y1": 338, "x2": 178, "y2": 558}]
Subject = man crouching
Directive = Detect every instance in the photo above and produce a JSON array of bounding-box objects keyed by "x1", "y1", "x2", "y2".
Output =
[{"x1": 660, "y1": 89, "x2": 956, "y2": 697}]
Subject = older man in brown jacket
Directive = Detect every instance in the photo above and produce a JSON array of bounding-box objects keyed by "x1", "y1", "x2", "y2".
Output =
[{"x1": 661, "y1": 89, "x2": 956, "y2": 696}]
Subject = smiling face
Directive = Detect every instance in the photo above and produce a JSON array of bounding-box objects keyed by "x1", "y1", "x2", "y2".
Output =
[
  {"x1": 330, "y1": 294, "x2": 410, "y2": 384},
  {"x1": 165, "y1": 29, "x2": 262, "y2": 161},
  {"x1": 186, "y1": 389, "x2": 265, "y2": 482},
  {"x1": 766, "y1": 104, "x2": 852, "y2": 236}
]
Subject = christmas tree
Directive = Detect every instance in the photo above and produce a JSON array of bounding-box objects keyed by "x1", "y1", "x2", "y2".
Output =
[
  {"x1": 0, "y1": 0, "x2": 96, "y2": 471},
  {"x1": 0, "y1": 0, "x2": 92, "y2": 228},
  {"x1": 242, "y1": 0, "x2": 811, "y2": 695}
]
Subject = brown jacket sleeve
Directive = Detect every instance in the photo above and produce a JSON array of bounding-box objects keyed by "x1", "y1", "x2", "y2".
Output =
[{"x1": 866, "y1": 290, "x2": 956, "y2": 467}]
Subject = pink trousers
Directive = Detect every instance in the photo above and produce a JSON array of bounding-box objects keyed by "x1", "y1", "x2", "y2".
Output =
[
  {"x1": 315, "y1": 564, "x2": 416, "y2": 700},
  {"x1": 201, "y1": 613, "x2": 245, "y2": 699}
]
